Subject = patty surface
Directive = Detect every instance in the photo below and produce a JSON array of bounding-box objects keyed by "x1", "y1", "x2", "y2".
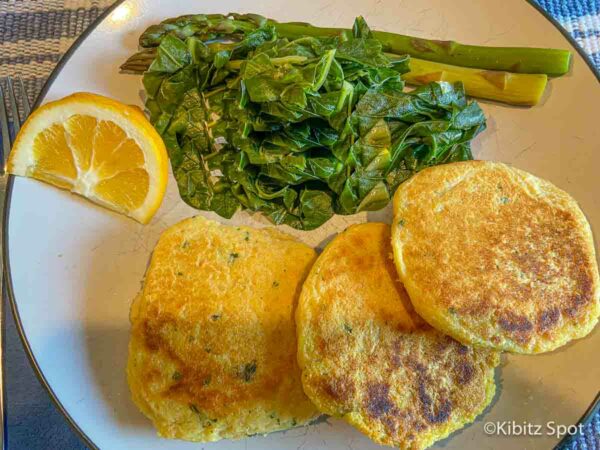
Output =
[
  {"x1": 391, "y1": 160, "x2": 600, "y2": 354},
  {"x1": 297, "y1": 222, "x2": 499, "y2": 449},
  {"x1": 127, "y1": 216, "x2": 319, "y2": 441}
]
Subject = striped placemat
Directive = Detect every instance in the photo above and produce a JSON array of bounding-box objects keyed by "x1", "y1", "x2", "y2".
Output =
[
  {"x1": 0, "y1": 1, "x2": 598, "y2": 450},
  {"x1": 0, "y1": 0, "x2": 114, "y2": 107}
]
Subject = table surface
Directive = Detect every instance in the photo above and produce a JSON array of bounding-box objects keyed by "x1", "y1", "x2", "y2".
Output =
[{"x1": 0, "y1": 1, "x2": 599, "y2": 449}]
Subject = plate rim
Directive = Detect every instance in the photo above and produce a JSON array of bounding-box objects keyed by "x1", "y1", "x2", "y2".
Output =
[{"x1": 3, "y1": 1, "x2": 599, "y2": 449}]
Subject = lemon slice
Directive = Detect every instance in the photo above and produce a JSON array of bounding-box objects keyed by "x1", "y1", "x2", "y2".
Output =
[{"x1": 8, "y1": 92, "x2": 168, "y2": 224}]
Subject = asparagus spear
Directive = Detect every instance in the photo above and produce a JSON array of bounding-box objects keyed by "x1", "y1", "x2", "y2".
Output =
[
  {"x1": 402, "y1": 58, "x2": 548, "y2": 106},
  {"x1": 120, "y1": 48, "x2": 547, "y2": 106},
  {"x1": 120, "y1": 42, "x2": 236, "y2": 74},
  {"x1": 128, "y1": 14, "x2": 571, "y2": 76},
  {"x1": 271, "y1": 21, "x2": 571, "y2": 76},
  {"x1": 121, "y1": 13, "x2": 561, "y2": 104}
]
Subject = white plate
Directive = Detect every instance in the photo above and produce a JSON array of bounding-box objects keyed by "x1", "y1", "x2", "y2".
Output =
[{"x1": 6, "y1": 0, "x2": 600, "y2": 449}]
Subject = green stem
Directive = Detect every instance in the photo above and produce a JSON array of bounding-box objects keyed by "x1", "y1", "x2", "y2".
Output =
[
  {"x1": 270, "y1": 21, "x2": 571, "y2": 76},
  {"x1": 120, "y1": 42, "x2": 237, "y2": 73},
  {"x1": 402, "y1": 57, "x2": 548, "y2": 106},
  {"x1": 119, "y1": 48, "x2": 548, "y2": 106},
  {"x1": 224, "y1": 55, "x2": 307, "y2": 71}
]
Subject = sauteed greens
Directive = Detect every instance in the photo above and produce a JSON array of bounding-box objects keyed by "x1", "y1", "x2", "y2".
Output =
[{"x1": 127, "y1": 15, "x2": 486, "y2": 229}]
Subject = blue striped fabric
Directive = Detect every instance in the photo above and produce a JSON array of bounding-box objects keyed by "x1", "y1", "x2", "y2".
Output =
[{"x1": 535, "y1": 0, "x2": 600, "y2": 69}]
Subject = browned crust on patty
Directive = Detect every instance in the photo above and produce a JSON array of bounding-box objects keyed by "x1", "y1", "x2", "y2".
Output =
[
  {"x1": 297, "y1": 223, "x2": 499, "y2": 449},
  {"x1": 391, "y1": 160, "x2": 600, "y2": 353},
  {"x1": 127, "y1": 216, "x2": 319, "y2": 441}
]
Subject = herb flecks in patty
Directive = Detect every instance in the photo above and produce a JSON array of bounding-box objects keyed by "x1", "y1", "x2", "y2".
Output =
[{"x1": 240, "y1": 361, "x2": 258, "y2": 382}]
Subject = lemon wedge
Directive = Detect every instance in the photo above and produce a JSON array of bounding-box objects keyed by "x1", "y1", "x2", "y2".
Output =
[{"x1": 8, "y1": 92, "x2": 168, "y2": 224}]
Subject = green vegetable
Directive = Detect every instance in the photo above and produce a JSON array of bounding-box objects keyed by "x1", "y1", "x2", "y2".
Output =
[
  {"x1": 271, "y1": 21, "x2": 571, "y2": 76},
  {"x1": 121, "y1": 13, "x2": 570, "y2": 76},
  {"x1": 402, "y1": 57, "x2": 548, "y2": 106},
  {"x1": 123, "y1": 45, "x2": 550, "y2": 105},
  {"x1": 124, "y1": 15, "x2": 486, "y2": 230}
]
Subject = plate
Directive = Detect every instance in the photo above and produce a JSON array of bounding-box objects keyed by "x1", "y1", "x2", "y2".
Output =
[{"x1": 5, "y1": 0, "x2": 600, "y2": 449}]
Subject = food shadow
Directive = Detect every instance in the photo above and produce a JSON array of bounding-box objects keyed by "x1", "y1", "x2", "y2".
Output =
[
  {"x1": 366, "y1": 202, "x2": 394, "y2": 224},
  {"x1": 81, "y1": 223, "x2": 157, "y2": 433}
]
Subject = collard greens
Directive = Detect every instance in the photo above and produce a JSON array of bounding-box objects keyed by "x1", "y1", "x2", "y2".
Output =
[{"x1": 140, "y1": 15, "x2": 486, "y2": 230}]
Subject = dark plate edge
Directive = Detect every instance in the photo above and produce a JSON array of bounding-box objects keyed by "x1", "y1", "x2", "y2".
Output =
[
  {"x1": 2, "y1": 1, "x2": 598, "y2": 449},
  {"x1": 522, "y1": 3, "x2": 600, "y2": 445},
  {"x1": 525, "y1": 0, "x2": 600, "y2": 82},
  {"x1": 555, "y1": 392, "x2": 600, "y2": 449}
]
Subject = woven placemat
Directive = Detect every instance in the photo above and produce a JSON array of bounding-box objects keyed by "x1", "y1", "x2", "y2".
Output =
[
  {"x1": 0, "y1": 0, "x2": 114, "y2": 118},
  {"x1": 0, "y1": 1, "x2": 598, "y2": 450}
]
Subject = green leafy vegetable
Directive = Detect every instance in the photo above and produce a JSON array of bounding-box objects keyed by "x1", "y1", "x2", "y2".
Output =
[
  {"x1": 125, "y1": 13, "x2": 571, "y2": 76},
  {"x1": 128, "y1": 15, "x2": 486, "y2": 230}
]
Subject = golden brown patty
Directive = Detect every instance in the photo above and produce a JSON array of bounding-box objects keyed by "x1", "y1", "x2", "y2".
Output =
[
  {"x1": 297, "y1": 223, "x2": 499, "y2": 450},
  {"x1": 391, "y1": 160, "x2": 600, "y2": 354},
  {"x1": 127, "y1": 216, "x2": 319, "y2": 442}
]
